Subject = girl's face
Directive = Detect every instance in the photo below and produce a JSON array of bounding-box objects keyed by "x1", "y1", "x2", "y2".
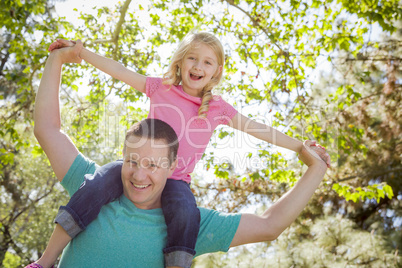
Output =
[{"x1": 180, "y1": 42, "x2": 222, "y2": 97}]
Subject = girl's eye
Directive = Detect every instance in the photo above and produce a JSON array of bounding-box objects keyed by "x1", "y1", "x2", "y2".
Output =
[{"x1": 206, "y1": 61, "x2": 212, "y2": 65}]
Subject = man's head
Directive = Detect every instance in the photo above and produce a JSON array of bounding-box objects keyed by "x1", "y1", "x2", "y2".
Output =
[{"x1": 121, "y1": 119, "x2": 179, "y2": 209}]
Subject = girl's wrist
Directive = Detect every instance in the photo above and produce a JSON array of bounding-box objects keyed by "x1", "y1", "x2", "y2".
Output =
[
  {"x1": 79, "y1": 47, "x2": 90, "y2": 61},
  {"x1": 295, "y1": 140, "x2": 304, "y2": 153},
  {"x1": 78, "y1": 45, "x2": 86, "y2": 59}
]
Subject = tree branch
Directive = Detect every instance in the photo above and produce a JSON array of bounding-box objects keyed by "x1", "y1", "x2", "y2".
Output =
[
  {"x1": 223, "y1": 0, "x2": 302, "y2": 95},
  {"x1": 224, "y1": 0, "x2": 283, "y2": 52},
  {"x1": 345, "y1": 57, "x2": 402, "y2": 62},
  {"x1": 336, "y1": 168, "x2": 402, "y2": 183},
  {"x1": 0, "y1": 34, "x2": 12, "y2": 75},
  {"x1": 112, "y1": 0, "x2": 132, "y2": 60},
  {"x1": 90, "y1": 0, "x2": 132, "y2": 60},
  {"x1": 10, "y1": 178, "x2": 58, "y2": 223}
]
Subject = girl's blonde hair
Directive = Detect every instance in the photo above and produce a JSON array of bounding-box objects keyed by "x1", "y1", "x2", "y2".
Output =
[{"x1": 163, "y1": 32, "x2": 225, "y2": 118}]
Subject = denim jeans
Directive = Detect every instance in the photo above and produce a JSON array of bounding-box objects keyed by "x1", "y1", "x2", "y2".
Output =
[
  {"x1": 162, "y1": 179, "x2": 200, "y2": 267},
  {"x1": 54, "y1": 160, "x2": 200, "y2": 268},
  {"x1": 55, "y1": 160, "x2": 124, "y2": 238}
]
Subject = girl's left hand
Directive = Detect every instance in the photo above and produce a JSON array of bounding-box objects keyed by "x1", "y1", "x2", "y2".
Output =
[
  {"x1": 48, "y1": 39, "x2": 77, "y2": 52},
  {"x1": 49, "y1": 39, "x2": 83, "y2": 65},
  {"x1": 310, "y1": 141, "x2": 331, "y2": 168}
]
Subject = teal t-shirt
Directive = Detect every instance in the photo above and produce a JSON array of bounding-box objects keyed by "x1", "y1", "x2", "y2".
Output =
[{"x1": 58, "y1": 153, "x2": 241, "y2": 267}]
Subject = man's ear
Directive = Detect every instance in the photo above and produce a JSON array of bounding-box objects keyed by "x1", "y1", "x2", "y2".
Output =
[{"x1": 168, "y1": 159, "x2": 178, "y2": 177}]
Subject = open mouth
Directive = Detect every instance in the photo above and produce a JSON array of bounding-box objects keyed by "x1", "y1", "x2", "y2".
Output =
[
  {"x1": 190, "y1": 73, "x2": 203, "y2": 80},
  {"x1": 130, "y1": 181, "x2": 151, "y2": 190}
]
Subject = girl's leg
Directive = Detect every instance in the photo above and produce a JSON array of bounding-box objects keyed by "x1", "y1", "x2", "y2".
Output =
[
  {"x1": 161, "y1": 179, "x2": 200, "y2": 268},
  {"x1": 54, "y1": 160, "x2": 124, "y2": 238},
  {"x1": 34, "y1": 224, "x2": 70, "y2": 268}
]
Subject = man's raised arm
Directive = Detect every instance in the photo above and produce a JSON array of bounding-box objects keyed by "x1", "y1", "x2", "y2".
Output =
[
  {"x1": 34, "y1": 41, "x2": 84, "y2": 181},
  {"x1": 230, "y1": 140, "x2": 328, "y2": 247}
]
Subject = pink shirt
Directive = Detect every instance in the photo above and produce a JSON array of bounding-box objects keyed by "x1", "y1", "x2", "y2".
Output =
[{"x1": 145, "y1": 77, "x2": 237, "y2": 183}]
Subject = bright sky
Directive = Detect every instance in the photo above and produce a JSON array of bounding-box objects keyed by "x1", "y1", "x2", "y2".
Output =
[{"x1": 56, "y1": 0, "x2": 120, "y2": 22}]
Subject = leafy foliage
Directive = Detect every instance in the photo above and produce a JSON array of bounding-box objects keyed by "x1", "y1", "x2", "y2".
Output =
[
  {"x1": 1, "y1": 0, "x2": 401, "y2": 266},
  {"x1": 194, "y1": 216, "x2": 401, "y2": 267}
]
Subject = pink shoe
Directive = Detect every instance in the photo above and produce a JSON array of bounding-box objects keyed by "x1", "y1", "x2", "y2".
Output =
[
  {"x1": 25, "y1": 264, "x2": 44, "y2": 268},
  {"x1": 24, "y1": 264, "x2": 54, "y2": 268}
]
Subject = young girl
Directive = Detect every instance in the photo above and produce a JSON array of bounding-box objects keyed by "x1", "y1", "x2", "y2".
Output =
[{"x1": 28, "y1": 32, "x2": 329, "y2": 268}]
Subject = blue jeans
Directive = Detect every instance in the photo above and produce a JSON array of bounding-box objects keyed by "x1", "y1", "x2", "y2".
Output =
[
  {"x1": 55, "y1": 160, "x2": 199, "y2": 268},
  {"x1": 162, "y1": 179, "x2": 200, "y2": 266}
]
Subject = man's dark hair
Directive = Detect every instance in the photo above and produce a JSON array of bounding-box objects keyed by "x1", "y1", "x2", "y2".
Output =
[{"x1": 124, "y1": 119, "x2": 179, "y2": 164}]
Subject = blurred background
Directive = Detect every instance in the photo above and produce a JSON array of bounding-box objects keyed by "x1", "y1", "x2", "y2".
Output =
[{"x1": 1, "y1": 0, "x2": 401, "y2": 266}]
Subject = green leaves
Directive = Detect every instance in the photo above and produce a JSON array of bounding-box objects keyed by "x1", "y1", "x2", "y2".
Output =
[
  {"x1": 332, "y1": 183, "x2": 394, "y2": 203},
  {"x1": 2, "y1": 252, "x2": 21, "y2": 268},
  {"x1": 338, "y1": 0, "x2": 402, "y2": 33},
  {"x1": 1, "y1": 0, "x2": 401, "y2": 266}
]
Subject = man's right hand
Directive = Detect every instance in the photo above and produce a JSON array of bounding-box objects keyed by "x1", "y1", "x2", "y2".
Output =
[{"x1": 49, "y1": 39, "x2": 83, "y2": 64}]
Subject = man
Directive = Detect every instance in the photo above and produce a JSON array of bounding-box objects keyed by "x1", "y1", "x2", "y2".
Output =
[{"x1": 32, "y1": 41, "x2": 328, "y2": 267}]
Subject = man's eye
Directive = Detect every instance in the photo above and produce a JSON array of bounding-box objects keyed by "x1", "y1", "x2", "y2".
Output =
[
  {"x1": 130, "y1": 161, "x2": 138, "y2": 166},
  {"x1": 149, "y1": 163, "x2": 157, "y2": 168}
]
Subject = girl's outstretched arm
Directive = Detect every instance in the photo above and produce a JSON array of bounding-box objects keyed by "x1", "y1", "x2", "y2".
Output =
[
  {"x1": 229, "y1": 112, "x2": 331, "y2": 167},
  {"x1": 49, "y1": 39, "x2": 147, "y2": 93}
]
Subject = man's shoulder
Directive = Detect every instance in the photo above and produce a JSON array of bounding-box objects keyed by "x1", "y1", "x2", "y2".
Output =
[
  {"x1": 60, "y1": 153, "x2": 97, "y2": 197},
  {"x1": 195, "y1": 207, "x2": 241, "y2": 256},
  {"x1": 199, "y1": 207, "x2": 241, "y2": 224}
]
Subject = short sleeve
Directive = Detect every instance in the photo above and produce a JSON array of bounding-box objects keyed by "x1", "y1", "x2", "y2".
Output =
[
  {"x1": 216, "y1": 98, "x2": 238, "y2": 126},
  {"x1": 60, "y1": 153, "x2": 97, "y2": 197},
  {"x1": 195, "y1": 207, "x2": 241, "y2": 256},
  {"x1": 145, "y1": 77, "x2": 164, "y2": 98}
]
